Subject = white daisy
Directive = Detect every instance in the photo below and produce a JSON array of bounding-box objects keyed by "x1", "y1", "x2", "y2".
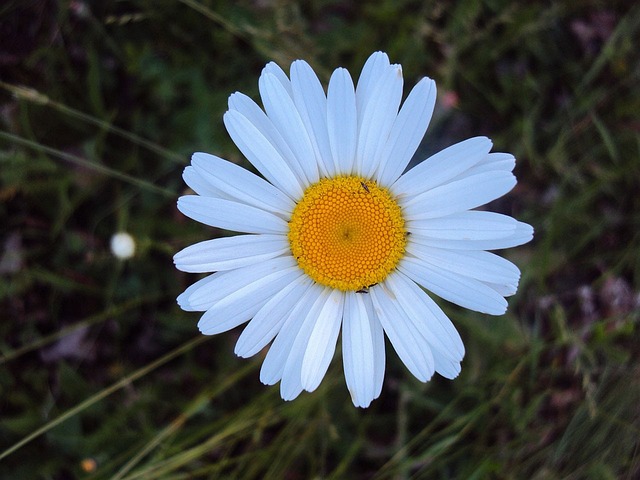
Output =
[{"x1": 174, "y1": 52, "x2": 533, "y2": 408}]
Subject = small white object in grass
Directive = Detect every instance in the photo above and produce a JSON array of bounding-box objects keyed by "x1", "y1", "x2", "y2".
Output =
[{"x1": 110, "y1": 232, "x2": 136, "y2": 259}]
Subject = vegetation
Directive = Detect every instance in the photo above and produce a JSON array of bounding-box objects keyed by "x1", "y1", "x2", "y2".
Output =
[{"x1": 1, "y1": 0, "x2": 638, "y2": 478}]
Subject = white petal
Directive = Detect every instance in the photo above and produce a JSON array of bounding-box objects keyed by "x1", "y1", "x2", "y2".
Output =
[
  {"x1": 401, "y1": 171, "x2": 517, "y2": 220},
  {"x1": 343, "y1": 292, "x2": 377, "y2": 408},
  {"x1": 259, "y1": 72, "x2": 319, "y2": 185},
  {"x1": 177, "y1": 256, "x2": 296, "y2": 312},
  {"x1": 375, "y1": 77, "x2": 437, "y2": 185},
  {"x1": 483, "y1": 221, "x2": 534, "y2": 250},
  {"x1": 433, "y1": 350, "x2": 462, "y2": 379},
  {"x1": 227, "y1": 92, "x2": 306, "y2": 187},
  {"x1": 399, "y1": 257, "x2": 508, "y2": 315},
  {"x1": 191, "y1": 152, "x2": 294, "y2": 216},
  {"x1": 235, "y1": 276, "x2": 314, "y2": 358},
  {"x1": 176, "y1": 272, "x2": 219, "y2": 311},
  {"x1": 290, "y1": 60, "x2": 334, "y2": 177},
  {"x1": 301, "y1": 289, "x2": 345, "y2": 392},
  {"x1": 410, "y1": 221, "x2": 534, "y2": 250},
  {"x1": 483, "y1": 280, "x2": 518, "y2": 297},
  {"x1": 370, "y1": 285, "x2": 434, "y2": 382},
  {"x1": 197, "y1": 267, "x2": 302, "y2": 335},
  {"x1": 391, "y1": 137, "x2": 492, "y2": 198},
  {"x1": 465, "y1": 152, "x2": 516, "y2": 175},
  {"x1": 223, "y1": 109, "x2": 303, "y2": 199},
  {"x1": 355, "y1": 51, "x2": 390, "y2": 115},
  {"x1": 356, "y1": 64, "x2": 403, "y2": 178},
  {"x1": 280, "y1": 286, "x2": 333, "y2": 400},
  {"x1": 263, "y1": 61, "x2": 293, "y2": 98},
  {"x1": 177, "y1": 196, "x2": 288, "y2": 234},
  {"x1": 260, "y1": 283, "x2": 323, "y2": 385},
  {"x1": 183, "y1": 166, "x2": 226, "y2": 198},
  {"x1": 406, "y1": 244, "x2": 521, "y2": 286},
  {"x1": 407, "y1": 211, "x2": 518, "y2": 240},
  {"x1": 327, "y1": 68, "x2": 357, "y2": 175},
  {"x1": 365, "y1": 296, "x2": 386, "y2": 399},
  {"x1": 173, "y1": 234, "x2": 289, "y2": 273},
  {"x1": 385, "y1": 272, "x2": 465, "y2": 361}
]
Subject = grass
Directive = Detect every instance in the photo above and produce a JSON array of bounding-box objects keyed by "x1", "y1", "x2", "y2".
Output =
[{"x1": 1, "y1": 0, "x2": 639, "y2": 478}]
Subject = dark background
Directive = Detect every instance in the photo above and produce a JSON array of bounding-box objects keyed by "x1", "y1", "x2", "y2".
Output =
[{"x1": 1, "y1": 1, "x2": 638, "y2": 478}]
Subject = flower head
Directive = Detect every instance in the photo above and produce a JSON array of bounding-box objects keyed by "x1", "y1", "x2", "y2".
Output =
[
  {"x1": 111, "y1": 232, "x2": 136, "y2": 259},
  {"x1": 174, "y1": 52, "x2": 533, "y2": 407}
]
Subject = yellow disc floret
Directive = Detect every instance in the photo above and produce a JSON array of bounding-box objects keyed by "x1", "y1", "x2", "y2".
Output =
[{"x1": 288, "y1": 176, "x2": 407, "y2": 291}]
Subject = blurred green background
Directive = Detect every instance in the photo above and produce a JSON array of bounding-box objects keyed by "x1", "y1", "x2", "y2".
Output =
[{"x1": 1, "y1": 0, "x2": 639, "y2": 478}]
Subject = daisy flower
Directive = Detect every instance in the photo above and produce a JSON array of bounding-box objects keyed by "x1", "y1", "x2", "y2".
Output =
[{"x1": 174, "y1": 52, "x2": 533, "y2": 408}]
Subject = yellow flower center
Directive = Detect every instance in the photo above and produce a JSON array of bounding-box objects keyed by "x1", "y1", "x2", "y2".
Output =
[{"x1": 288, "y1": 176, "x2": 407, "y2": 291}]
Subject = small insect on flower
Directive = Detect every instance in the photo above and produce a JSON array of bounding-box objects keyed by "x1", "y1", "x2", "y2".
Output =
[
  {"x1": 174, "y1": 51, "x2": 533, "y2": 408},
  {"x1": 356, "y1": 283, "x2": 378, "y2": 294}
]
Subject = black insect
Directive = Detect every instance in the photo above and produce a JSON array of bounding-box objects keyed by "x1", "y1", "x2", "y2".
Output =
[
  {"x1": 360, "y1": 181, "x2": 370, "y2": 193},
  {"x1": 356, "y1": 283, "x2": 378, "y2": 294}
]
